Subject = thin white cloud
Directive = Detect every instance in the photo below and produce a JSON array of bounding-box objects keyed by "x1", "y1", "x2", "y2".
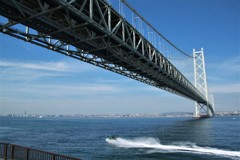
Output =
[
  {"x1": 209, "y1": 55, "x2": 240, "y2": 72},
  {"x1": 209, "y1": 83, "x2": 240, "y2": 94},
  {"x1": 221, "y1": 56, "x2": 240, "y2": 72},
  {"x1": 0, "y1": 83, "x2": 121, "y2": 99},
  {"x1": 93, "y1": 77, "x2": 134, "y2": 84},
  {"x1": 0, "y1": 59, "x2": 100, "y2": 73},
  {"x1": 0, "y1": 60, "x2": 76, "y2": 72},
  {"x1": 0, "y1": 59, "x2": 103, "y2": 82}
]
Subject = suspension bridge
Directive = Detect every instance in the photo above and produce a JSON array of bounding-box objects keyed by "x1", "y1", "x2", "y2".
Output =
[{"x1": 0, "y1": 0, "x2": 214, "y2": 117}]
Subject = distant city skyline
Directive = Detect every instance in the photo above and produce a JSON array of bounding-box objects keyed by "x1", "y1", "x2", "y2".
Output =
[
  {"x1": 0, "y1": 0, "x2": 239, "y2": 115},
  {"x1": 2, "y1": 111, "x2": 240, "y2": 117}
]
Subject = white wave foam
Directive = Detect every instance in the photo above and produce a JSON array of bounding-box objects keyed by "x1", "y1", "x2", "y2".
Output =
[{"x1": 106, "y1": 137, "x2": 240, "y2": 159}]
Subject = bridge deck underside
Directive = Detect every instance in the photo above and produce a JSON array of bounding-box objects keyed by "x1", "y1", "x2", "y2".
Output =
[{"x1": 0, "y1": 0, "x2": 213, "y2": 113}]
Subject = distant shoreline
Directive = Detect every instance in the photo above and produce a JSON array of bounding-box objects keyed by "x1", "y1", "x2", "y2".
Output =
[{"x1": 1, "y1": 111, "x2": 239, "y2": 119}]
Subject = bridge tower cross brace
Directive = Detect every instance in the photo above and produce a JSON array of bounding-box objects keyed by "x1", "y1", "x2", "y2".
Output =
[{"x1": 193, "y1": 48, "x2": 212, "y2": 117}]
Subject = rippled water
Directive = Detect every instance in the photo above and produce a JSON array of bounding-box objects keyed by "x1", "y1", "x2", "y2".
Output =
[{"x1": 0, "y1": 116, "x2": 239, "y2": 160}]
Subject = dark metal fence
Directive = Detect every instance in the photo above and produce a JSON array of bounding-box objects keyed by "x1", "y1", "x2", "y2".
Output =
[{"x1": 0, "y1": 142, "x2": 80, "y2": 160}]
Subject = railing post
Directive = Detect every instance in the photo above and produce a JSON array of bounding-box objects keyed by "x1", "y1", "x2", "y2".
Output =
[
  {"x1": 52, "y1": 154, "x2": 56, "y2": 160},
  {"x1": 4, "y1": 143, "x2": 8, "y2": 160},
  {"x1": 10, "y1": 145, "x2": 14, "y2": 160},
  {"x1": 26, "y1": 148, "x2": 29, "y2": 160}
]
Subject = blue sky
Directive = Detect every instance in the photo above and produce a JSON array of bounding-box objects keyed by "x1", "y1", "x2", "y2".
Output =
[{"x1": 0, "y1": 0, "x2": 239, "y2": 115}]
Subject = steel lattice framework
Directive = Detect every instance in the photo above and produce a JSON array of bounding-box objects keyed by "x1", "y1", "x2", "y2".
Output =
[
  {"x1": 193, "y1": 48, "x2": 214, "y2": 117},
  {"x1": 0, "y1": 0, "x2": 214, "y2": 116}
]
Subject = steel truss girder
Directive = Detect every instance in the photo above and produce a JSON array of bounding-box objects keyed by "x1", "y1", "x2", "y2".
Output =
[{"x1": 0, "y1": 0, "x2": 210, "y2": 105}]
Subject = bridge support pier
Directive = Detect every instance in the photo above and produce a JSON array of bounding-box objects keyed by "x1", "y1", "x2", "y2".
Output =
[{"x1": 193, "y1": 48, "x2": 214, "y2": 118}]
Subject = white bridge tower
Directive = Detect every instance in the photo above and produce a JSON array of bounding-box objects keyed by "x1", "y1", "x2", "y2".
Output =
[{"x1": 193, "y1": 48, "x2": 214, "y2": 118}]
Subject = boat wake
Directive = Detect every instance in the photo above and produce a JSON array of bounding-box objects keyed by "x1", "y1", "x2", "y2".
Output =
[{"x1": 106, "y1": 137, "x2": 240, "y2": 159}]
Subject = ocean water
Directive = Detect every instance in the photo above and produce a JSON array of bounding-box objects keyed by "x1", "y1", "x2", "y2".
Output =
[{"x1": 0, "y1": 116, "x2": 239, "y2": 160}]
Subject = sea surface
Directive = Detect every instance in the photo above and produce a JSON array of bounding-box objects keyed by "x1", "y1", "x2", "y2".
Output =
[{"x1": 0, "y1": 116, "x2": 239, "y2": 160}]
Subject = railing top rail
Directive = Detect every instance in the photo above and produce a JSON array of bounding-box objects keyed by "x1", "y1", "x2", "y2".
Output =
[{"x1": 0, "y1": 141, "x2": 81, "y2": 160}]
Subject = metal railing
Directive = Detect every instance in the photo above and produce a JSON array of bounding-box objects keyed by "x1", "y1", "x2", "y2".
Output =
[{"x1": 0, "y1": 142, "x2": 81, "y2": 160}]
